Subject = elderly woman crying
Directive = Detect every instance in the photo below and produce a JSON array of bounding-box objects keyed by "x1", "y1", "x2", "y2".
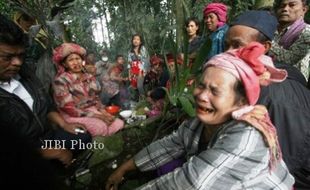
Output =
[
  {"x1": 105, "y1": 42, "x2": 294, "y2": 190},
  {"x1": 52, "y1": 43, "x2": 124, "y2": 137}
]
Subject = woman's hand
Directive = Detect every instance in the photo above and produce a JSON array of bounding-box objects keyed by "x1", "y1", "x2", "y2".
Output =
[
  {"x1": 105, "y1": 170, "x2": 125, "y2": 190},
  {"x1": 243, "y1": 105, "x2": 268, "y2": 121},
  {"x1": 105, "y1": 159, "x2": 137, "y2": 190},
  {"x1": 95, "y1": 110, "x2": 115, "y2": 125},
  {"x1": 63, "y1": 122, "x2": 87, "y2": 134},
  {"x1": 56, "y1": 149, "x2": 73, "y2": 167},
  {"x1": 47, "y1": 112, "x2": 87, "y2": 134}
]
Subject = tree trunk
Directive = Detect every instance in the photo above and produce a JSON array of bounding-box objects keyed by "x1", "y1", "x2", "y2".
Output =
[
  {"x1": 174, "y1": 0, "x2": 185, "y2": 52},
  {"x1": 102, "y1": 1, "x2": 111, "y2": 47}
]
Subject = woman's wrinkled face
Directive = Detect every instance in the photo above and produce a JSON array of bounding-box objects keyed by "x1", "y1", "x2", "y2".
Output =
[
  {"x1": 132, "y1": 36, "x2": 142, "y2": 47},
  {"x1": 193, "y1": 67, "x2": 241, "y2": 125},
  {"x1": 63, "y1": 53, "x2": 83, "y2": 73},
  {"x1": 186, "y1": 21, "x2": 199, "y2": 37},
  {"x1": 204, "y1": 12, "x2": 219, "y2": 32},
  {"x1": 276, "y1": 0, "x2": 308, "y2": 25}
]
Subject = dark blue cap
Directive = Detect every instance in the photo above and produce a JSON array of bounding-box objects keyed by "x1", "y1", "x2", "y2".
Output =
[{"x1": 231, "y1": 10, "x2": 278, "y2": 40}]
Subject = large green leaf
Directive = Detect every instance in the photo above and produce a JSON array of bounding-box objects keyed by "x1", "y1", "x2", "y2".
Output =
[
  {"x1": 191, "y1": 37, "x2": 212, "y2": 75},
  {"x1": 178, "y1": 96, "x2": 196, "y2": 117}
]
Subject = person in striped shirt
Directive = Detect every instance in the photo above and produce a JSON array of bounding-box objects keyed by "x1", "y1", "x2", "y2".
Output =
[{"x1": 105, "y1": 43, "x2": 294, "y2": 190}]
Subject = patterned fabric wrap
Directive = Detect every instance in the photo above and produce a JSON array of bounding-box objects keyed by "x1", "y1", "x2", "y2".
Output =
[
  {"x1": 53, "y1": 72, "x2": 124, "y2": 136},
  {"x1": 207, "y1": 24, "x2": 229, "y2": 60},
  {"x1": 130, "y1": 60, "x2": 142, "y2": 75},
  {"x1": 232, "y1": 106, "x2": 282, "y2": 170},
  {"x1": 271, "y1": 22, "x2": 310, "y2": 80},
  {"x1": 62, "y1": 107, "x2": 124, "y2": 137},
  {"x1": 101, "y1": 77, "x2": 120, "y2": 98},
  {"x1": 53, "y1": 72, "x2": 101, "y2": 117},
  {"x1": 279, "y1": 18, "x2": 306, "y2": 49},
  {"x1": 129, "y1": 60, "x2": 142, "y2": 88}
]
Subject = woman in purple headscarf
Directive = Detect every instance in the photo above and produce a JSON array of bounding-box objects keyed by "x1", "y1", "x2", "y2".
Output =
[{"x1": 203, "y1": 2, "x2": 229, "y2": 60}]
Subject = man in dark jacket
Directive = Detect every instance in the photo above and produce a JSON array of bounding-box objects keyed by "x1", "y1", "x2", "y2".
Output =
[
  {"x1": 226, "y1": 10, "x2": 310, "y2": 189},
  {"x1": 0, "y1": 14, "x2": 91, "y2": 166}
]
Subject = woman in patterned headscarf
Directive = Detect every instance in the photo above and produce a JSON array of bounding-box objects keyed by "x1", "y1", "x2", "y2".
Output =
[{"x1": 52, "y1": 43, "x2": 124, "y2": 137}]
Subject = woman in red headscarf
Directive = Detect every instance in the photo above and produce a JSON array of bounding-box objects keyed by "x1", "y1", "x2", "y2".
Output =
[
  {"x1": 105, "y1": 43, "x2": 293, "y2": 190},
  {"x1": 52, "y1": 43, "x2": 124, "y2": 137},
  {"x1": 203, "y1": 2, "x2": 229, "y2": 60},
  {"x1": 144, "y1": 55, "x2": 169, "y2": 92}
]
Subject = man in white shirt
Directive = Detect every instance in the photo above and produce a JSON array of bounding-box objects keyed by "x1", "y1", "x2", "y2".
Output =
[{"x1": 0, "y1": 14, "x2": 91, "y2": 166}]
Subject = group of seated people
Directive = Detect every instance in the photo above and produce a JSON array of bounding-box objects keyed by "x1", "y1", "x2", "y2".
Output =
[
  {"x1": 105, "y1": 5, "x2": 310, "y2": 190},
  {"x1": 1, "y1": 0, "x2": 310, "y2": 189}
]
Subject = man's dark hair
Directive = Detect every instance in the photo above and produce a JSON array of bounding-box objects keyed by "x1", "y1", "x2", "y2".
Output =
[
  {"x1": 130, "y1": 33, "x2": 144, "y2": 54},
  {"x1": 19, "y1": 12, "x2": 35, "y2": 23},
  {"x1": 0, "y1": 14, "x2": 28, "y2": 47},
  {"x1": 86, "y1": 52, "x2": 95, "y2": 56},
  {"x1": 115, "y1": 54, "x2": 124, "y2": 60},
  {"x1": 185, "y1": 17, "x2": 200, "y2": 34},
  {"x1": 256, "y1": 32, "x2": 270, "y2": 43}
]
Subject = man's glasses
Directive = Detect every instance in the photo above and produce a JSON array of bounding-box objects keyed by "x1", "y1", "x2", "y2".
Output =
[{"x1": 0, "y1": 52, "x2": 25, "y2": 62}]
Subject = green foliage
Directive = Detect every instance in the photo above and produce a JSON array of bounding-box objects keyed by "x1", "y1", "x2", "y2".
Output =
[
  {"x1": 57, "y1": 0, "x2": 98, "y2": 52},
  {"x1": 179, "y1": 96, "x2": 196, "y2": 117},
  {"x1": 191, "y1": 37, "x2": 212, "y2": 74},
  {"x1": 255, "y1": 0, "x2": 274, "y2": 9},
  {"x1": 154, "y1": 0, "x2": 191, "y2": 117},
  {"x1": 163, "y1": 33, "x2": 212, "y2": 118},
  {"x1": 104, "y1": 0, "x2": 175, "y2": 57},
  {"x1": 0, "y1": 0, "x2": 13, "y2": 17}
]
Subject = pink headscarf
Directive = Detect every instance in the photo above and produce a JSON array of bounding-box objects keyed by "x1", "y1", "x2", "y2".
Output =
[
  {"x1": 205, "y1": 43, "x2": 262, "y2": 105},
  {"x1": 205, "y1": 42, "x2": 287, "y2": 105},
  {"x1": 203, "y1": 3, "x2": 227, "y2": 28},
  {"x1": 52, "y1": 43, "x2": 86, "y2": 76},
  {"x1": 204, "y1": 42, "x2": 286, "y2": 170}
]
